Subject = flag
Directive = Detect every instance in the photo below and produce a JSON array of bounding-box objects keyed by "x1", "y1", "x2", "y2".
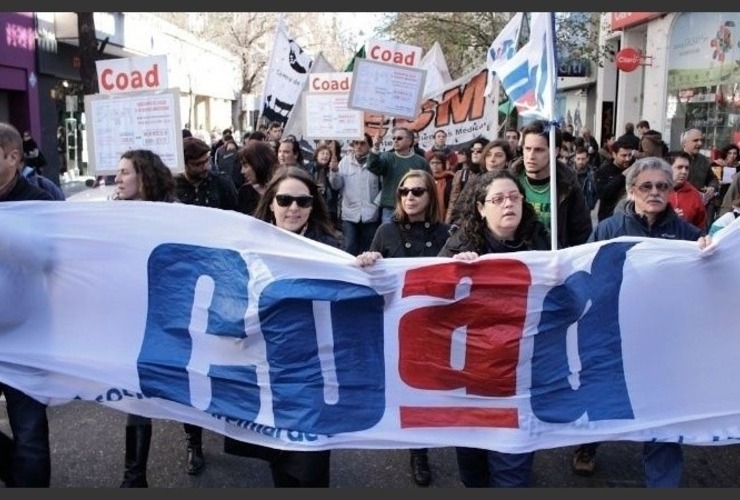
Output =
[
  {"x1": 343, "y1": 46, "x2": 365, "y2": 72},
  {"x1": 258, "y1": 17, "x2": 313, "y2": 127},
  {"x1": 420, "y1": 41, "x2": 452, "y2": 95},
  {"x1": 493, "y1": 12, "x2": 557, "y2": 120},
  {"x1": 484, "y1": 12, "x2": 524, "y2": 97}
]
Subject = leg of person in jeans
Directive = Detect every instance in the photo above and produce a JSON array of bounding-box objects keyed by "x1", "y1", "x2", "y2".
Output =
[
  {"x1": 382, "y1": 207, "x2": 394, "y2": 224},
  {"x1": 359, "y1": 221, "x2": 380, "y2": 254},
  {"x1": 2, "y1": 383, "x2": 50, "y2": 487},
  {"x1": 488, "y1": 450, "x2": 534, "y2": 487},
  {"x1": 643, "y1": 442, "x2": 683, "y2": 488},
  {"x1": 455, "y1": 447, "x2": 490, "y2": 487},
  {"x1": 342, "y1": 220, "x2": 360, "y2": 256}
]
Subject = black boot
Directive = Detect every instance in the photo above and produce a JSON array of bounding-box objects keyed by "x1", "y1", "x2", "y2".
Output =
[
  {"x1": 0, "y1": 430, "x2": 13, "y2": 487},
  {"x1": 409, "y1": 448, "x2": 431, "y2": 486},
  {"x1": 184, "y1": 424, "x2": 205, "y2": 476},
  {"x1": 120, "y1": 424, "x2": 152, "y2": 487}
]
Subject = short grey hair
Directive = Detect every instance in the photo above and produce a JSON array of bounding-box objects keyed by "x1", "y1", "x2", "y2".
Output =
[
  {"x1": 680, "y1": 127, "x2": 701, "y2": 145},
  {"x1": 625, "y1": 156, "x2": 673, "y2": 188}
]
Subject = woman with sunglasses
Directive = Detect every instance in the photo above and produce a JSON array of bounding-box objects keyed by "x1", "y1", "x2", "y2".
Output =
[
  {"x1": 437, "y1": 169, "x2": 549, "y2": 488},
  {"x1": 229, "y1": 166, "x2": 341, "y2": 488},
  {"x1": 356, "y1": 169, "x2": 450, "y2": 487}
]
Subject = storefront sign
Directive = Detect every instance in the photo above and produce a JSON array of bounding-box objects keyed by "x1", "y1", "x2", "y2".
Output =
[
  {"x1": 95, "y1": 55, "x2": 168, "y2": 94},
  {"x1": 610, "y1": 12, "x2": 663, "y2": 31},
  {"x1": 616, "y1": 47, "x2": 642, "y2": 72}
]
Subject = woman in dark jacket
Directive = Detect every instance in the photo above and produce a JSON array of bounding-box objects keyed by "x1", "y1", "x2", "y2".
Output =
[
  {"x1": 356, "y1": 169, "x2": 450, "y2": 486},
  {"x1": 438, "y1": 169, "x2": 550, "y2": 488},
  {"x1": 236, "y1": 141, "x2": 278, "y2": 215},
  {"x1": 227, "y1": 166, "x2": 341, "y2": 487}
]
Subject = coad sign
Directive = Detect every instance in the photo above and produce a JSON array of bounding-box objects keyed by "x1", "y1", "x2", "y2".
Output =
[
  {"x1": 615, "y1": 47, "x2": 642, "y2": 73},
  {"x1": 364, "y1": 39, "x2": 423, "y2": 68},
  {"x1": 95, "y1": 55, "x2": 169, "y2": 94},
  {"x1": 309, "y1": 73, "x2": 352, "y2": 93}
]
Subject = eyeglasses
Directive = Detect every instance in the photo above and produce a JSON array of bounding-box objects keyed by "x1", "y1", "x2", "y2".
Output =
[
  {"x1": 275, "y1": 194, "x2": 314, "y2": 208},
  {"x1": 635, "y1": 181, "x2": 671, "y2": 193},
  {"x1": 398, "y1": 187, "x2": 428, "y2": 197},
  {"x1": 485, "y1": 192, "x2": 523, "y2": 205},
  {"x1": 471, "y1": 148, "x2": 484, "y2": 153},
  {"x1": 392, "y1": 136, "x2": 407, "y2": 141},
  {"x1": 190, "y1": 155, "x2": 210, "y2": 167}
]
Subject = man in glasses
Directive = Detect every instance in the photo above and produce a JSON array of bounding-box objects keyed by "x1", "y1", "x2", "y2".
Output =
[
  {"x1": 175, "y1": 137, "x2": 238, "y2": 211},
  {"x1": 680, "y1": 128, "x2": 720, "y2": 230},
  {"x1": 368, "y1": 127, "x2": 431, "y2": 223},
  {"x1": 573, "y1": 156, "x2": 703, "y2": 487}
]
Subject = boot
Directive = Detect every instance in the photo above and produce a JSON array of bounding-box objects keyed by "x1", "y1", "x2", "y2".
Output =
[
  {"x1": 184, "y1": 424, "x2": 205, "y2": 476},
  {"x1": 120, "y1": 424, "x2": 152, "y2": 487},
  {"x1": 0, "y1": 430, "x2": 13, "y2": 487},
  {"x1": 409, "y1": 448, "x2": 431, "y2": 486}
]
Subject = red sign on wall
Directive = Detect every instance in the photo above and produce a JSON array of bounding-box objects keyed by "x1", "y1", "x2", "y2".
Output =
[
  {"x1": 615, "y1": 47, "x2": 642, "y2": 72},
  {"x1": 610, "y1": 12, "x2": 663, "y2": 31}
]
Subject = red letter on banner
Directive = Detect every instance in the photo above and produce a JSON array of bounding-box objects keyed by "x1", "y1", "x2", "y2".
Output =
[{"x1": 398, "y1": 259, "x2": 531, "y2": 428}]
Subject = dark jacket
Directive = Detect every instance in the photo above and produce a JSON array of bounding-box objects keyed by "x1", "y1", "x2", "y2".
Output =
[
  {"x1": 369, "y1": 220, "x2": 450, "y2": 258},
  {"x1": 22, "y1": 166, "x2": 65, "y2": 200},
  {"x1": 439, "y1": 222, "x2": 550, "y2": 257},
  {"x1": 589, "y1": 201, "x2": 702, "y2": 242},
  {"x1": 1, "y1": 172, "x2": 54, "y2": 202},
  {"x1": 594, "y1": 160, "x2": 627, "y2": 221},
  {"x1": 509, "y1": 158, "x2": 592, "y2": 249},
  {"x1": 174, "y1": 172, "x2": 238, "y2": 211}
]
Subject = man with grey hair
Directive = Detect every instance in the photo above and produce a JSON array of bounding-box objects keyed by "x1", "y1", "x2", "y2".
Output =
[
  {"x1": 572, "y1": 156, "x2": 705, "y2": 486},
  {"x1": 680, "y1": 128, "x2": 720, "y2": 229}
]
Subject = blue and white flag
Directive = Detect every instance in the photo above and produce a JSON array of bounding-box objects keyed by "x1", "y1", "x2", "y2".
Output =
[
  {"x1": 484, "y1": 12, "x2": 524, "y2": 97},
  {"x1": 493, "y1": 12, "x2": 557, "y2": 119}
]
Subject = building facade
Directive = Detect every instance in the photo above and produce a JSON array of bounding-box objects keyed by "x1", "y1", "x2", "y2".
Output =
[{"x1": 597, "y1": 12, "x2": 740, "y2": 158}]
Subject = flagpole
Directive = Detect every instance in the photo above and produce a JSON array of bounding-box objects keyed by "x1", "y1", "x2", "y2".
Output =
[{"x1": 548, "y1": 126, "x2": 558, "y2": 250}]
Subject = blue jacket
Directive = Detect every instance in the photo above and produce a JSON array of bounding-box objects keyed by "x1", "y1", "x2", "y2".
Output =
[
  {"x1": 22, "y1": 166, "x2": 65, "y2": 200},
  {"x1": 589, "y1": 201, "x2": 701, "y2": 242}
]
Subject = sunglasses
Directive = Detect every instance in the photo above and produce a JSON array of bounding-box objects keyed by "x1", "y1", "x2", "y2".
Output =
[
  {"x1": 635, "y1": 181, "x2": 671, "y2": 193},
  {"x1": 275, "y1": 194, "x2": 313, "y2": 208},
  {"x1": 398, "y1": 187, "x2": 428, "y2": 197},
  {"x1": 392, "y1": 136, "x2": 407, "y2": 141}
]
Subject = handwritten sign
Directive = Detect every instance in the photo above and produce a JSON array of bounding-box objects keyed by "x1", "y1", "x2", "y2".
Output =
[{"x1": 348, "y1": 58, "x2": 426, "y2": 120}]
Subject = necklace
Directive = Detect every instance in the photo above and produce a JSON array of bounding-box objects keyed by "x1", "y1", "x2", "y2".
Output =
[{"x1": 522, "y1": 175, "x2": 550, "y2": 194}]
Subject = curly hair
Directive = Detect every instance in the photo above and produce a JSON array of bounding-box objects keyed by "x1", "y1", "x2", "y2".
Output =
[
  {"x1": 118, "y1": 149, "x2": 176, "y2": 202},
  {"x1": 453, "y1": 169, "x2": 543, "y2": 252}
]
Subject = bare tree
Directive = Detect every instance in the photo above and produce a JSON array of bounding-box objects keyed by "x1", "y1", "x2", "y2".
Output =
[{"x1": 76, "y1": 12, "x2": 99, "y2": 96}]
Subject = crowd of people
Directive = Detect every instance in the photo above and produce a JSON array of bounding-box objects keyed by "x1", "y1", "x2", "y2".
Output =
[{"x1": 0, "y1": 115, "x2": 730, "y2": 488}]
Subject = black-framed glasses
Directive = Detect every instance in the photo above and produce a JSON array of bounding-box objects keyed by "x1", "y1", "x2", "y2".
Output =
[
  {"x1": 392, "y1": 136, "x2": 407, "y2": 141},
  {"x1": 275, "y1": 194, "x2": 313, "y2": 208},
  {"x1": 471, "y1": 148, "x2": 484, "y2": 153},
  {"x1": 190, "y1": 154, "x2": 210, "y2": 167},
  {"x1": 635, "y1": 181, "x2": 671, "y2": 193},
  {"x1": 398, "y1": 187, "x2": 427, "y2": 197}
]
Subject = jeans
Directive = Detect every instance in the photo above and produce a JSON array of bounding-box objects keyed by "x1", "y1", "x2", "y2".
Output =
[
  {"x1": 342, "y1": 220, "x2": 380, "y2": 256},
  {"x1": 455, "y1": 447, "x2": 534, "y2": 487},
  {"x1": 381, "y1": 207, "x2": 394, "y2": 224},
  {"x1": 643, "y1": 442, "x2": 683, "y2": 488},
  {"x1": 0, "y1": 383, "x2": 51, "y2": 487}
]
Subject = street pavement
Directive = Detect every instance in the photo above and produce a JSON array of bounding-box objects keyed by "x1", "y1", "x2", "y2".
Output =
[{"x1": 2, "y1": 399, "x2": 740, "y2": 488}]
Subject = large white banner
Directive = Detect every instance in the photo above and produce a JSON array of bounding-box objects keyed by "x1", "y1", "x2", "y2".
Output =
[
  {"x1": 258, "y1": 17, "x2": 313, "y2": 128},
  {"x1": 1, "y1": 201, "x2": 740, "y2": 453}
]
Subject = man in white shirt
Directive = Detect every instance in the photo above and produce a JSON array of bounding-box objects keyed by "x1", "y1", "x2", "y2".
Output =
[{"x1": 328, "y1": 134, "x2": 380, "y2": 255}]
